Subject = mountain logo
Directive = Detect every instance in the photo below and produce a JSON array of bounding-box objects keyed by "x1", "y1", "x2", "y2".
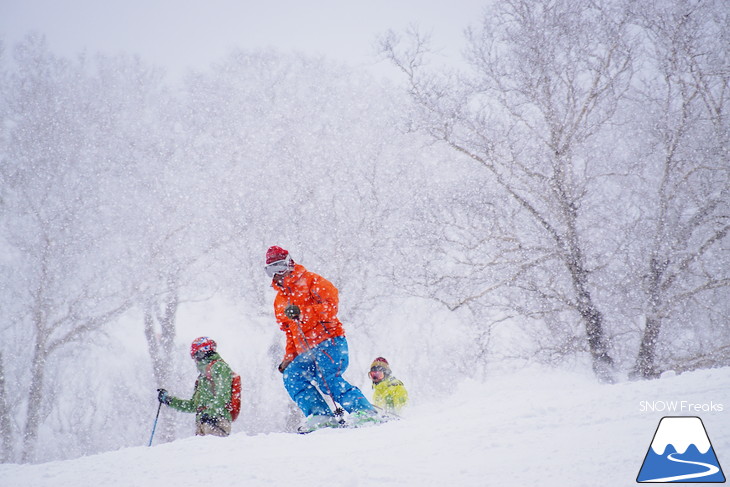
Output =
[{"x1": 637, "y1": 416, "x2": 725, "y2": 483}]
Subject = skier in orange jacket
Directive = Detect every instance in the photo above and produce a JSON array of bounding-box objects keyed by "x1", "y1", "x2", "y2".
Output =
[{"x1": 265, "y1": 246, "x2": 377, "y2": 432}]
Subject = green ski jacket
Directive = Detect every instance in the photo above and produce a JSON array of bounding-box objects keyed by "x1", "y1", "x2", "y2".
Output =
[{"x1": 167, "y1": 352, "x2": 233, "y2": 422}]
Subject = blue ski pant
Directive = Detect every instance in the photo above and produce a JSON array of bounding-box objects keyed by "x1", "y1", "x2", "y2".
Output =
[{"x1": 282, "y1": 336, "x2": 374, "y2": 417}]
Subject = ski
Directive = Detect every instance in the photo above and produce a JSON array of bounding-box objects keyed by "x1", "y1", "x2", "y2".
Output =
[{"x1": 296, "y1": 410, "x2": 396, "y2": 434}]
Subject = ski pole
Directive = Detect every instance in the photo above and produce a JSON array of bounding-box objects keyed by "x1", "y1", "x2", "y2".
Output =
[{"x1": 148, "y1": 401, "x2": 162, "y2": 447}]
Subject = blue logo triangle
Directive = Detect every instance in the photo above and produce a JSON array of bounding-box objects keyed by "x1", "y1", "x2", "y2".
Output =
[{"x1": 637, "y1": 416, "x2": 726, "y2": 483}]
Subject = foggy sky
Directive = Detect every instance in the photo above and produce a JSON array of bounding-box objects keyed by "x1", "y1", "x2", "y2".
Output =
[{"x1": 0, "y1": 0, "x2": 486, "y2": 80}]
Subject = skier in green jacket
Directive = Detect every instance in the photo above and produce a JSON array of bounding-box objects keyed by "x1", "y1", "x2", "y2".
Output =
[{"x1": 157, "y1": 337, "x2": 234, "y2": 437}]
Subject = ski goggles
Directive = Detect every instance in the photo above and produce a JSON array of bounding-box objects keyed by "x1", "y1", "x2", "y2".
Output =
[
  {"x1": 265, "y1": 255, "x2": 292, "y2": 278},
  {"x1": 369, "y1": 366, "x2": 386, "y2": 381},
  {"x1": 192, "y1": 349, "x2": 210, "y2": 361}
]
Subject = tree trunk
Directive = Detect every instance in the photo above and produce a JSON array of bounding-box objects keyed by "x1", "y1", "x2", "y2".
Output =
[
  {"x1": 579, "y1": 297, "x2": 615, "y2": 382},
  {"x1": 21, "y1": 338, "x2": 48, "y2": 463},
  {"x1": 630, "y1": 249, "x2": 668, "y2": 379},
  {"x1": 632, "y1": 316, "x2": 662, "y2": 379},
  {"x1": 569, "y1": 257, "x2": 615, "y2": 382},
  {"x1": 560, "y1": 181, "x2": 615, "y2": 382},
  {"x1": 143, "y1": 288, "x2": 179, "y2": 443},
  {"x1": 0, "y1": 352, "x2": 14, "y2": 463}
]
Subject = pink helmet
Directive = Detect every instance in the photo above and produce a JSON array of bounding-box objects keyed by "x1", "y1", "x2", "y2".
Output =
[{"x1": 190, "y1": 336, "x2": 216, "y2": 359}]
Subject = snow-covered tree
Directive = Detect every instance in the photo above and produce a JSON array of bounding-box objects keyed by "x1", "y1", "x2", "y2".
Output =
[
  {"x1": 380, "y1": 0, "x2": 635, "y2": 381},
  {"x1": 628, "y1": 0, "x2": 730, "y2": 378},
  {"x1": 0, "y1": 36, "x2": 127, "y2": 461},
  {"x1": 0, "y1": 35, "x2": 172, "y2": 461}
]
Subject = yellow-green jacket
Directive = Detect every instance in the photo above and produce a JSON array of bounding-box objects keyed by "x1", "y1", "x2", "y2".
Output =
[{"x1": 372, "y1": 376, "x2": 408, "y2": 414}]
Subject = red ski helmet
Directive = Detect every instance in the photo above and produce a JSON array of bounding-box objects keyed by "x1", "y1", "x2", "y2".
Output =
[
  {"x1": 370, "y1": 357, "x2": 391, "y2": 373},
  {"x1": 265, "y1": 246, "x2": 295, "y2": 278},
  {"x1": 266, "y1": 246, "x2": 289, "y2": 264},
  {"x1": 190, "y1": 336, "x2": 216, "y2": 359}
]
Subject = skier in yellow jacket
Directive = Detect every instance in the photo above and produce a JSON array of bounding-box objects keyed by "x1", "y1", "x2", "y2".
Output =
[{"x1": 369, "y1": 357, "x2": 408, "y2": 415}]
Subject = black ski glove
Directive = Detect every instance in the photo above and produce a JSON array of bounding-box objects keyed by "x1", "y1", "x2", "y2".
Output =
[
  {"x1": 278, "y1": 359, "x2": 292, "y2": 373},
  {"x1": 284, "y1": 304, "x2": 300, "y2": 320},
  {"x1": 157, "y1": 388, "x2": 171, "y2": 405}
]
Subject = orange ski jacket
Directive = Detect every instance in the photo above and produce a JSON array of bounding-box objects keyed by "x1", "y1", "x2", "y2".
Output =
[{"x1": 272, "y1": 263, "x2": 345, "y2": 363}]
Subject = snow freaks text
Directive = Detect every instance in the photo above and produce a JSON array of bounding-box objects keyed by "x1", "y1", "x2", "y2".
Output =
[{"x1": 639, "y1": 401, "x2": 724, "y2": 413}]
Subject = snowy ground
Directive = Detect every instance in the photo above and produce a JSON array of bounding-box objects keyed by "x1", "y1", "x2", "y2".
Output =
[{"x1": 4, "y1": 366, "x2": 728, "y2": 487}]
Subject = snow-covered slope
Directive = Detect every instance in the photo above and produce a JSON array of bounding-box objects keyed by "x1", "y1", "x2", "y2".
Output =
[{"x1": 4, "y1": 367, "x2": 728, "y2": 487}]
